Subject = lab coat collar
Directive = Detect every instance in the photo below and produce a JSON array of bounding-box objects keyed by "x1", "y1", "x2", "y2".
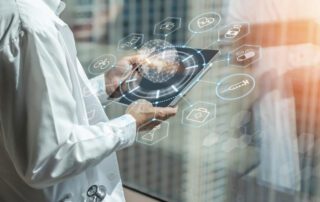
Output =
[{"x1": 43, "y1": 0, "x2": 65, "y2": 15}]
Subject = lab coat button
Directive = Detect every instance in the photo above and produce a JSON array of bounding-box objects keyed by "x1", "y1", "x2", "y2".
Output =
[{"x1": 87, "y1": 185, "x2": 107, "y2": 201}]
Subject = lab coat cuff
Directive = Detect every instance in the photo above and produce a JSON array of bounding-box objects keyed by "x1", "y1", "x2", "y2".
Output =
[{"x1": 109, "y1": 114, "x2": 137, "y2": 149}]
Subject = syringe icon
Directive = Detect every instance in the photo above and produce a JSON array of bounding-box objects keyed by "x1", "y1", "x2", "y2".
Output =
[{"x1": 221, "y1": 79, "x2": 250, "y2": 93}]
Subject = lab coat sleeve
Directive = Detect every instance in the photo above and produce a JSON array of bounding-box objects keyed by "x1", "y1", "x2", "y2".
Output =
[
  {"x1": 88, "y1": 74, "x2": 109, "y2": 103},
  {"x1": 11, "y1": 28, "x2": 136, "y2": 188}
]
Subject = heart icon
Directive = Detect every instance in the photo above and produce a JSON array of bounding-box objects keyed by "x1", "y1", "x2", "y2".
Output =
[{"x1": 197, "y1": 17, "x2": 215, "y2": 29}]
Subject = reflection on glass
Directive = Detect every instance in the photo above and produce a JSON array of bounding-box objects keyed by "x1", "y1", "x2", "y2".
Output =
[{"x1": 63, "y1": 0, "x2": 320, "y2": 201}]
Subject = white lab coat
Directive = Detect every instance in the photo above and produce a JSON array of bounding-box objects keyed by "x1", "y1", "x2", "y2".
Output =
[{"x1": 0, "y1": 0, "x2": 136, "y2": 201}]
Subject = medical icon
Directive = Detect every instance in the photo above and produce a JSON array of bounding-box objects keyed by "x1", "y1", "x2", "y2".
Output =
[
  {"x1": 188, "y1": 12, "x2": 221, "y2": 33},
  {"x1": 221, "y1": 79, "x2": 250, "y2": 94},
  {"x1": 229, "y1": 45, "x2": 261, "y2": 67},
  {"x1": 93, "y1": 58, "x2": 110, "y2": 70},
  {"x1": 88, "y1": 54, "x2": 116, "y2": 76},
  {"x1": 160, "y1": 22, "x2": 175, "y2": 31},
  {"x1": 142, "y1": 125, "x2": 161, "y2": 141},
  {"x1": 236, "y1": 49, "x2": 256, "y2": 62},
  {"x1": 136, "y1": 120, "x2": 169, "y2": 145},
  {"x1": 216, "y1": 73, "x2": 255, "y2": 101},
  {"x1": 182, "y1": 102, "x2": 216, "y2": 128},
  {"x1": 197, "y1": 17, "x2": 215, "y2": 28},
  {"x1": 225, "y1": 24, "x2": 242, "y2": 39},
  {"x1": 154, "y1": 17, "x2": 181, "y2": 36},
  {"x1": 186, "y1": 107, "x2": 210, "y2": 123},
  {"x1": 119, "y1": 36, "x2": 141, "y2": 49},
  {"x1": 118, "y1": 33, "x2": 144, "y2": 51},
  {"x1": 219, "y1": 23, "x2": 249, "y2": 42}
]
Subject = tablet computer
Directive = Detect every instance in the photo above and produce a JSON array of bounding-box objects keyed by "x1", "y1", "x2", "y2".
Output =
[{"x1": 113, "y1": 47, "x2": 219, "y2": 107}]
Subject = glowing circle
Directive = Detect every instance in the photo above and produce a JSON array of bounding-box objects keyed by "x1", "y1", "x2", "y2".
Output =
[
  {"x1": 216, "y1": 73, "x2": 255, "y2": 101},
  {"x1": 118, "y1": 46, "x2": 205, "y2": 106},
  {"x1": 88, "y1": 54, "x2": 117, "y2": 76}
]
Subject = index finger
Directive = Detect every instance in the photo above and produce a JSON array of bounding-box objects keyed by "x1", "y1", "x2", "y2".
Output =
[{"x1": 154, "y1": 107, "x2": 178, "y2": 120}]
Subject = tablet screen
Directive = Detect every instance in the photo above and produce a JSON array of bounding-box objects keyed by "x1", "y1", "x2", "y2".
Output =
[{"x1": 116, "y1": 47, "x2": 219, "y2": 107}]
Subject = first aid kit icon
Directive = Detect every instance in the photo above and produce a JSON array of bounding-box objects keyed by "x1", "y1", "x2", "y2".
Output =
[{"x1": 186, "y1": 107, "x2": 210, "y2": 123}]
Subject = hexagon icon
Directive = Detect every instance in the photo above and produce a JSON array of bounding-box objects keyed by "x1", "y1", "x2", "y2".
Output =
[
  {"x1": 229, "y1": 45, "x2": 262, "y2": 67},
  {"x1": 218, "y1": 22, "x2": 250, "y2": 42},
  {"x1": 118, "y1": 33, "x2": 144, "y2": 51},
  {"x1": 182, "y1": 101, "x2": 216, "y2": 128},
  {"x1": 136, "y1": 120, "x2": 170, "y2": 145},
  {"x1": 154, "y1": 17, "x2": 181, "y2": 36}
]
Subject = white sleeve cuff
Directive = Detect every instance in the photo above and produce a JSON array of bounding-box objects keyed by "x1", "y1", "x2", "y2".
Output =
[{"x1": 106, "y1": 114, "x2": 137, "y2": 149}]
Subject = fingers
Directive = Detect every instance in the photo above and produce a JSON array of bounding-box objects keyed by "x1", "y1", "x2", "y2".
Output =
[
  {"x1": 154, "y1": 107, "x2": 178, "y2": 120},
  {"x1": 139, "y1": 107, "x2": 178, "y2": 131},
  {"x1": 126, "y1": 98, "x2": 178, "y2": 132},
  {"x1": 126, "y1": 99, "x2": 153, "y2": 114},
  {"x1": 139, "y1": 120, "x2": 161, "y2": 131}
]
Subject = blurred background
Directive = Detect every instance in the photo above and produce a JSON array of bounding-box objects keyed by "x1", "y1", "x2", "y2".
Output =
[{"x1": 61, "y1": 0, "x2": 320, "y2": 201}]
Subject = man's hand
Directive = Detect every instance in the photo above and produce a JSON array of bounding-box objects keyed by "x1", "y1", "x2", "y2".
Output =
[
  {"x1": 104, "y1": 55, "x2": 142, "y2": 97},
  {"x1": 104, "y1": 53, "x2": 180, "y2": 98},
  {"x1": 126, "y1": 99, "x2": 178, "y2": 131}
]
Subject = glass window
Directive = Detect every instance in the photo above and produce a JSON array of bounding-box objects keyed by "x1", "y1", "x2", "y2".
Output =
[{"x1": 62, "y1": 0, "x2": 320, "y2": 201}]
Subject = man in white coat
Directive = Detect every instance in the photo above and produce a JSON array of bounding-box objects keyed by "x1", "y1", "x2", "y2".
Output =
[{"x1": 0, "y1": 0, "x2": 177, "y2": 201}]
